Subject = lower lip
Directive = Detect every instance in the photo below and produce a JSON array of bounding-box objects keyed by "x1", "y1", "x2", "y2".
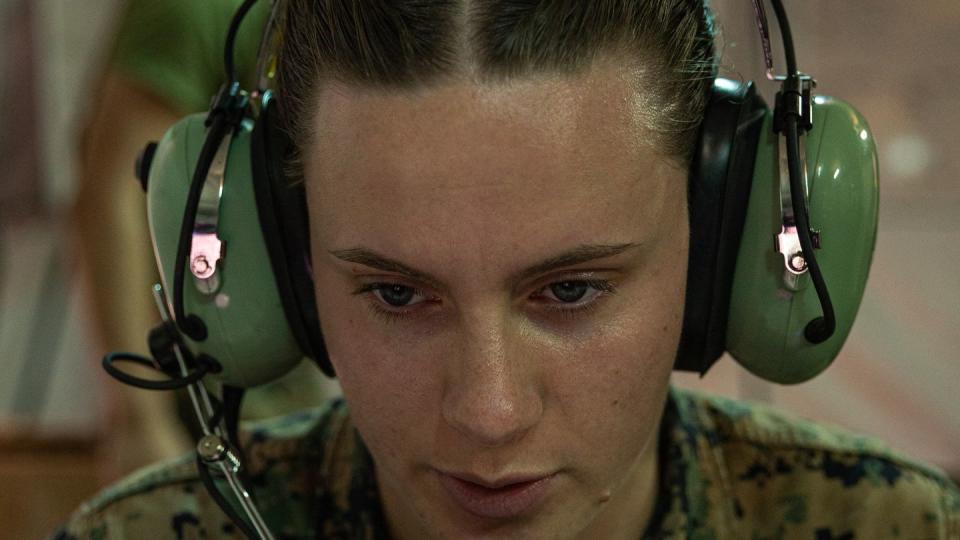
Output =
[{"x1": 438, "y1": 472, "x2": 554, "y2": 520}]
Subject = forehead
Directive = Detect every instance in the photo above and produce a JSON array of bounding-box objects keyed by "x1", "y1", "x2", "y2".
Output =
[
  {"x1": 303, "y1": 59, "x2": 681, "y2": 263},
  {"x1": 306, "y1": 57, "x2": 656, "y2": 171}
]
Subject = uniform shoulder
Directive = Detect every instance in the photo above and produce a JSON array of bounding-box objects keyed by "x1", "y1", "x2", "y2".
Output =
[
  {"x1": 671, "y1": 387, "x2": 960, "y2": 538},
  {"x1": 54, "y1": 455, "x2": 206, "y2": 539},
  {"x1": 56, "y1": 402, "x2": 342, "y2": 539}
]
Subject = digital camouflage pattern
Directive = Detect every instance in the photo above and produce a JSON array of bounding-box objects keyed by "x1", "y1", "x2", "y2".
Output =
[{"x1": 55, "y1": 388, "x2": 960, "y2": 539}]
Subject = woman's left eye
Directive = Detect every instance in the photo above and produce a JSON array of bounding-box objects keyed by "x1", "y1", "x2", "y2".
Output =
[{"x1": 534, "y1": 279, "x2": 617, "y2": 308}]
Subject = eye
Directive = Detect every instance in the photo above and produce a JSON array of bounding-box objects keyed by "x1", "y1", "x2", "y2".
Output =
[
  {"x1": 360, "y1": 283, "x2": 429, "y2": 308},
  {"x1": 350, "y1": 282, "x2": 435, "y2": 324},
  {"x1": 534, "y1": 279, "x2": 617, "y2": 309},
  {"x1": 547, "y1": 281, "x2": 590, "y2": 303}
]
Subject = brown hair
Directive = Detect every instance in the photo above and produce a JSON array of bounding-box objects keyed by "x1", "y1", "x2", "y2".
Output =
[{"x1": 277, "y1": 0, "x2": 716, "y2": 173}]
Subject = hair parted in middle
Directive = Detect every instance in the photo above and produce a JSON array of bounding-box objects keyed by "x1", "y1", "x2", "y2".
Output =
[{"x1": 277, "y1": 0, "x2": 717, "y2": 173}]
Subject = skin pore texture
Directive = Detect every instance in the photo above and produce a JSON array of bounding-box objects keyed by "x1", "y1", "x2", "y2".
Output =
[{"x1": 304, "y1": 56, "x2": 690, "y2": 538}]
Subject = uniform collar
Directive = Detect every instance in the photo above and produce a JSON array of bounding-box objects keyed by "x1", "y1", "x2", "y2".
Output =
[{"x1": 643, "y1": 386, "x2": 739, "y2": 538}]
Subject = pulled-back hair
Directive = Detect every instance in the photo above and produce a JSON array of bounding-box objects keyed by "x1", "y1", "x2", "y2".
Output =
[{"x1": 277, "y1": 0, "x2": 716, "y2": 173}]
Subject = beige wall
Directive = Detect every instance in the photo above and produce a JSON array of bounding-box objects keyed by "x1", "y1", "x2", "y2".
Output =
[{"x1": 1, "y1": 0, "x2": 122, "y2": 433}]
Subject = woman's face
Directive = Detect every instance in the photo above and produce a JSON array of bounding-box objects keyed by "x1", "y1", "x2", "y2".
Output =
[{"x1": 305, "y1": 58, "x2": 689, "y2": 538}]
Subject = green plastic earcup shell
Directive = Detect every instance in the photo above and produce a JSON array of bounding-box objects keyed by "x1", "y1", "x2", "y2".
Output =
[
  {"x1": 147, "y1": 114, "x2": 303, "y2": 387},
  {"x1": 726, "y1": 96, "x2": 879, "y2": 384}
]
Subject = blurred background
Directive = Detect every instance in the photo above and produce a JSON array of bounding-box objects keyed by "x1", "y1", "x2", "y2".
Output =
[{"x1": 0, "y1": 1, "x2": 957, "y2": 538}]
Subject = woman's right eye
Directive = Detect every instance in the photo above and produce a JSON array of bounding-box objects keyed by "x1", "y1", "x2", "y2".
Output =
[{"x1": 372, "y1": 284, "x2": 424, "y2": 307}]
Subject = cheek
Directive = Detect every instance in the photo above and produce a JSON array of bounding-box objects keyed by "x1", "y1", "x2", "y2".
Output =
[
  {"x1": 546, "y1": 217, "x2": 687, "y2": 472},
  {"x1": 548, "y1": 291, "x2": 681, "y2": 451},
  {"x1": 313, "y1": 274, "x2": 443, "y2": 461}
]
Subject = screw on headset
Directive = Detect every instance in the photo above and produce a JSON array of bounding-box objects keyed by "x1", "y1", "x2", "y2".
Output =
[
  {"x1": 197, "y1": 434, "x2": 241, "y2": 472},
  {"x1": 191, "y1": 255, "x2": 212, "y2": 277},
  {"x1": 789, "y1": 254, "x2": 807, "y2": 273}
]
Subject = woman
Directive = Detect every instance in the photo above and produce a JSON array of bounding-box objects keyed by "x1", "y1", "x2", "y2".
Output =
[{"x1": 59, "y1": 1, "x2": 959, "y2": 538}]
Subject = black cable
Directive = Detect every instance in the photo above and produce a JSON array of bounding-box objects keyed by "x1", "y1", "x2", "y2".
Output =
[
  {"x1": 224, "y1": 0, "x2": 260, "y2": 83},
  {"x1": 769, "y1": 0, "x2": 836, "y2": 343},
  {"x1": 104, "y1": 348, "x2": 257, "y2": 538},
  {"x1": 178, "y1": 2, "x2": 264, "y2": 537},
  {"x1": 171, "y1": 113, "x2": 228, "y2": 341},
  {"x1": 207, "y1": 394, "x2": 226, "y2": 433},
  {"x1": 222, "y1": 386, "x2": 246, "y2": 452},
  {"x1": 222, "y1": 386, "x2": 263, "y2": 509},
  {"x1": 102, "y1": 352, "x2": 212, "y2": 391},
  {"x1": 174, "y1": 0, "x2": 258, "y2": 342},
  {"x1": 196, "y1": 454, "x2": 259, "y2": 540},
  {"x1": 769, "y1": 0, "x2": 797, "y2": 76},
  {"x1": 196, "y1": 396, "x2": 257, "y2": 539},
  {"x1": 785, "y1": 118, "x2": 835, "y2": 343}
]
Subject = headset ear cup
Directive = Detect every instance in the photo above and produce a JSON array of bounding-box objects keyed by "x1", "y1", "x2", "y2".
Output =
[
  {"x1": 676, "y1": 79, "x2": 768, "y2": 374},
  {"x1": 726, "y1": 96, "x2": 879, "y2": 383},
  {"x1": 147, "y1": 114, "x2": 303, "y2": 387},
  {"x1": 250, "y1": 95, "x2": 334, "y2": 377}
]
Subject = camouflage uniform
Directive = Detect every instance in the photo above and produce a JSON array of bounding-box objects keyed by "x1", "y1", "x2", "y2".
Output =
[{"x1": 55, "y1": 388, "x2": 960, "y2": 539}]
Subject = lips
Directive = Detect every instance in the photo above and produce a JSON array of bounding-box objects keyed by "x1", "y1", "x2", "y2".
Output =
[{"x1": 438, "y1": 470, "x2": 555, "y2": 519}]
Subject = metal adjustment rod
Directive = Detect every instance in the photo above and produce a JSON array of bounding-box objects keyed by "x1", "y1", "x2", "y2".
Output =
[{"x1": 150, "y1": 284, "x2": 275, "y2": 540}]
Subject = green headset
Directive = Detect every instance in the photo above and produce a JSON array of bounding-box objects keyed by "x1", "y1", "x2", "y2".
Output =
[{"x1": 119, "y1": 0, "x2": 879, "y2": 392}]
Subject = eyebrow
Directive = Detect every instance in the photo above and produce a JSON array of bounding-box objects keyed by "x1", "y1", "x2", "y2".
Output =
[{"x1": 328, "y1": 242, "x2": 640, "y2": 290}]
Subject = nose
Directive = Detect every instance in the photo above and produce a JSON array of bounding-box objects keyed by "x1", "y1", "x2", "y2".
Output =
[{"x1": 441, "y1": 314, "x2": 544, "y2": 447}]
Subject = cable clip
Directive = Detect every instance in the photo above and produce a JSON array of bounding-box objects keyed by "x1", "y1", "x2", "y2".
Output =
[
  {"x1": 206, "y1": 81, "x2": 249, "y2": 129},
  {"x1": 774, "y1": 75, "x2": 816, "y2": 134}
]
